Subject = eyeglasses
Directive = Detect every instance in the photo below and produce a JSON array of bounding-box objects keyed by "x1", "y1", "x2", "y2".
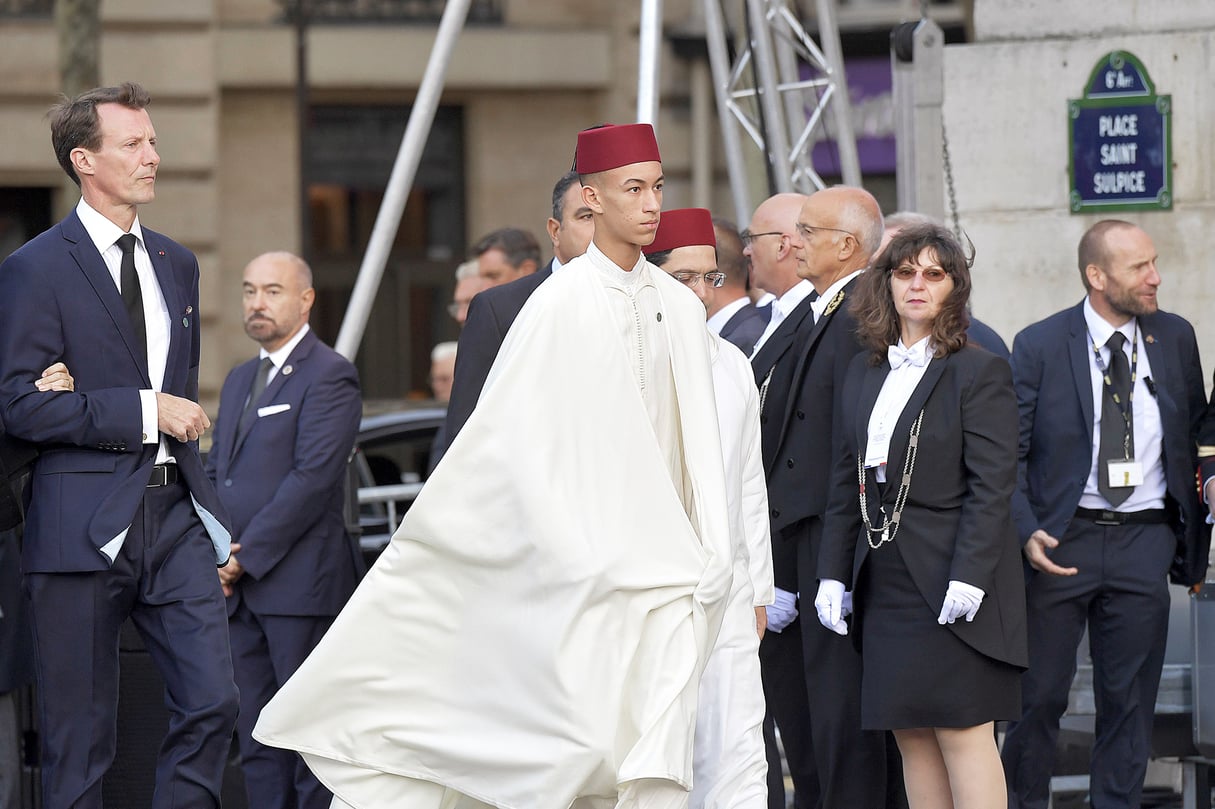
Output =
[
  {"x1": 795, "y1": 222, "x2": 854, "y2": 242},
  {"x1": 891, "y1": 266, "x2": 950, "y2": 283},
  {"x1": 739, "y1": 230, "x2": 783, "y2": 247},
  {"x1": 672, "y1": 271, "x2": 726, "y2": 289}
]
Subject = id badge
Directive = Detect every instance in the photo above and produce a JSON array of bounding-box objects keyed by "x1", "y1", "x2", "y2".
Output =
[
  {"x1": 864, "y1": 428, "x2": 890, "y2": 469},
  {"x1": 1107, "y1": 459, "x2": 1144, "y2": 489}
]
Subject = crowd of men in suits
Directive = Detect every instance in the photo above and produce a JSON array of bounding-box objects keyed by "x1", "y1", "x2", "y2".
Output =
[
  {"x1": 3, "y1": 79, "x2": 1215, "y2": 809},
  {"x1": 443, "y1": 170, "x2": 1215, "y2": 809}
]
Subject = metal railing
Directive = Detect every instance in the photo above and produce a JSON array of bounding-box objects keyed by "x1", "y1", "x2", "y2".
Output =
[{"x1": 277, "y1": 0, "x2": 501, "y2": 24}]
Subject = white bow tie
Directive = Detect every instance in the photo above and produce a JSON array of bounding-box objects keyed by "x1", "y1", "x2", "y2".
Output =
[{"x1": 887, "y1": 342, "x2": 930, "y2": 370}]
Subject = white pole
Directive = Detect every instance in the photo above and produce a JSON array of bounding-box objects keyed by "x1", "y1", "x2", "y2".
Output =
[
  {"x1": 637, "y1": 0, "x2": 663, "y2": 125},
  {"x1": 703, "y1": 0, "x2": 752, "y2": 224},
  {"x1": 334, "y1": 0, "x2": 471, "y2": 361}
]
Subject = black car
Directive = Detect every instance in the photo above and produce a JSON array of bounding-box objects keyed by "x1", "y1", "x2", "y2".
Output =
[{"x1": 354, "y1": 405, "x2": 446, "y2": 564}]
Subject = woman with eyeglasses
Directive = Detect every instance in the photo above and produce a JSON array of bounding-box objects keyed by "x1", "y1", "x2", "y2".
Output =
[{"x1": 813, "y1": 223, "x2": 1027, "y2": 809}]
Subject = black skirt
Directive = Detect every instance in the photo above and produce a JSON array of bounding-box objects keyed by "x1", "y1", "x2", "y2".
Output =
[{"x1": 855, "y1": 539, "x2": 1021, "y2": 730}]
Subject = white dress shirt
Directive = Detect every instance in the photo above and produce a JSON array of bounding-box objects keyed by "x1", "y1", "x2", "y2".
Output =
[
  {"x1": 706, "y1": 295, "x2": 751, "y2": 336},
  {"x1": 749, "y1": 279, "x2": 815, "y2": 357},
  {"x1": 811, "y1": 269, "x2": 864, "y2": 323},
  {"x1": 260, "y1": 323, "x2": 311, "y2": 384},
  {"x1": 76, "y1": 198, "x2": 172, "y2": 464},
  {"x1": 866, "y1": 336, "x2": 933, "y2": 481},
  {"x1": 1078, "y1": 298, "x2": 1165, "y2": 511}
]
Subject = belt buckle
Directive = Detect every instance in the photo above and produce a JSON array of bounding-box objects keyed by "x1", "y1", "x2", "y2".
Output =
[
  {"x1": 1095, "y1": 509, "x2": 1122, "y2": 526},
  {"x1": 148, "y1": 465, "x2": 167, "y2": 488}
]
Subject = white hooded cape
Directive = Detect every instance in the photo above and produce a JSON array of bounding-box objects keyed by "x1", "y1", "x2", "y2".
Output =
[{"x1": 254, "y1": 255, "x2": 733, "y2": 809}]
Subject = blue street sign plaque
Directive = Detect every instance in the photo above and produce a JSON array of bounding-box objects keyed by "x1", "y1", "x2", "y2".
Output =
[{"x1": 1068, "y1": 51, "x2": 1171, "y2": 213}]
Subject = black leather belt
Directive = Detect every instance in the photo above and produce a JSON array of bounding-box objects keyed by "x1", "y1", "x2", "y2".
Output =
[
  {"x1": 1074, "y1": 507, "x2": 1168, "y2": 526},
  {"x1": 147, "y1": 463, "x2": 180, "y2": 488}
]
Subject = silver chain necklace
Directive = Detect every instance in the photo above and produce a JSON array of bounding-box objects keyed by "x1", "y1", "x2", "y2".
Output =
[{"x1": 857, "y1": 409, "x2": 924, "y2": 549}]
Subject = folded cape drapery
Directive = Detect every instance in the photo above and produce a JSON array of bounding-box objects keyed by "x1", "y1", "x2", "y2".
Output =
[{"x1": 255, "y1": 259, "x2": 733, "y2": 809}]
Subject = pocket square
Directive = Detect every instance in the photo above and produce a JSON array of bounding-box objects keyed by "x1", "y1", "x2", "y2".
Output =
[{"x1": 257, "y1": 403, "x2": 291, "y2": 418}]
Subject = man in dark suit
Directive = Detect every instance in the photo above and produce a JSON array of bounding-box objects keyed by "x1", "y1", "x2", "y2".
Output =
[
  {"x1": 708, "y1": 218, "x2": 768, "y2": 356},
  {"x1": 473, "y1": 226, "x2": 541, "y2": 289},
  {"x1": 741, "y1": 192, "x2": 819, "y2": 809},
  {"x1": 1001, "y1": 220, "x2": 1209, "y2": 809},
  {"x1": 778, "y1": 186, "x2": 896, "y2": 809},
  {"x1": 444, "y1": 172, "x2": 595, "y2": 448},
  {"x1": 0, "y1": 82, "x2": 238, "y2": 809},
  {"x1": 207, "y1": 251, "x2": 362, "y2": 809}
]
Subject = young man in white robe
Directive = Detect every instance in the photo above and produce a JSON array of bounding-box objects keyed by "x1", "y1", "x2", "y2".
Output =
[
  {"x1": 254, "y1": 124, "x2": 735, "y2": 809},
  {"x1": 644, "y1": 208, "x2": 773, "y2": 809}
]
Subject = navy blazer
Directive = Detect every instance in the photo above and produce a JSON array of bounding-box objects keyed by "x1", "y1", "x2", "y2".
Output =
[
  {"x1": 1009, "y1": 301, "x2": 1209, "y2": 586},
  {"x1": 0, "y1": 211, "x2": 230, "y2": 572},
  {"x1": 206, "y1": 329, "x2": 362, "y2": 617},
  {"x1": 718, "y1": 299, "x2": 768, "y2": 358},
  {"x1": 819, "y1": 346, "x2": 1028, "y2": 667},
  {"x1": 444, "y1": 266, "x2": 552, "y2": 447}
]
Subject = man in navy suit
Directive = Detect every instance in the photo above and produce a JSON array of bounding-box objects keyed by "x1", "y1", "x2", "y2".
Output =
[
  {"x1": 1001, "y1": 220, "x2": 1209, "y2": 809},
  {"x1": 0, "y1": 82, "x2": 238, "y2": 809},
  {"x1": 707, "y1": 218, "x2": 768, "y2": 357},
  {"x1": 206, "y1": 251, "x2": 362, "y2": 809},
  {"x1": 444, "y1": 172, "x2": 594, "y2": 448}
]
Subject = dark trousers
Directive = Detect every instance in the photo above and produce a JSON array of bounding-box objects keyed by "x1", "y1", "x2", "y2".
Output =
[
  {"x1": 760, "y1": 616, "x2": 818, "y2": 809},
  {"x1": 1001, "y1": 519, "x2": 1174, "y2": 809},
  {"x1": 797, "y1": 517, "x2": 898, "y2": 809},
  {"x1": 25, "y1": 481, "x2": 239, "y2": 809},
  {"x1": 228, "y1": 599, "x2": 334, "y2": 809}
]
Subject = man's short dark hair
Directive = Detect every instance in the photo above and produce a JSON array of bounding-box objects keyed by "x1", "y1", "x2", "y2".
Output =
[
  {"x1": 472, "y1": 228, "x2": 541, "y2": 268},
  {"x1": 49, "y1": 82, "x2": 152, "y2": 187},
  {"x1": 551, "y1": 171, "x2": 582, "y2": 222}
]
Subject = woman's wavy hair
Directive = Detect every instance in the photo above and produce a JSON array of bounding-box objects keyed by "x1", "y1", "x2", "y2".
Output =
[{"x1": 850, "y1": 222, "x2": 973, "y2": 365}]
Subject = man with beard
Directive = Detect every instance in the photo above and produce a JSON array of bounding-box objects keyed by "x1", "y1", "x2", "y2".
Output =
[
  {"x1": 1000, "y1": 220, "x2": 1209, "y2": 809},
  {"x1": 205, "y1": 250, "x2": 362, "y2": 809}
]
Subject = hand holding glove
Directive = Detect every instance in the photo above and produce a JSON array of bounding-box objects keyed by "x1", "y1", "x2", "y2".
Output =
[
  {"x1": 814, "y1": 578, "x2": 850, "y2": 636},
  {"x1": 764, "y1": 588, "x2": 798, "y2": 633},
  {"x1": 937, "y1": 580, "x2": 985, "y2": 625}
]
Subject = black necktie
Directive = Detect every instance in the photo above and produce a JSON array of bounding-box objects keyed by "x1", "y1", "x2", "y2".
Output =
[
  {"x1": 117, "y1": 234, "x2": 145, "y2": 356},
  {"x1": 236, "y1": 357, "x2": 275, "y2": 444},
  {"x1": 1098, "y1": 331, "x2": 1134, "y2": 507}
]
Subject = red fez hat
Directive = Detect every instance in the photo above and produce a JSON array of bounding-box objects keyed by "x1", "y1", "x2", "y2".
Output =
[
  {"x1": 575, "y1": 123, "x2": 661, "y2": 174},
  {"x1": 645, "y1": 208, "x2": 716, "y2": 255}
]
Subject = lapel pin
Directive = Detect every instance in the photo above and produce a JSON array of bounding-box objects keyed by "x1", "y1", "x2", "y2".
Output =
[
  {"x1": 1146, "y1": 334, "x2": 1155, "y2": 344},
  {"x1": 282, "y1": 365, "x2": 294, "y2": 376},
  {"x1": 158, "y1": 250, "x2": 165, "y2": 257},
  {"x1": 186, "y1": 306, "x2": 193, "y2": 314},
  {"x1": 182, "y1": 317, "x2": 189, "y2": 327}
]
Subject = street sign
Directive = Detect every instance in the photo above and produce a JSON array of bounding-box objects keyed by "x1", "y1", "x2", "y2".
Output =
[{"x1": 1068, "y1": 51, "x2": 1171, "y2": 213}]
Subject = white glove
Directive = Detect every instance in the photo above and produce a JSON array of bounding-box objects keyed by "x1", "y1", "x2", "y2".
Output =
[
  {"x1": 937, "y1": 580, "x2": 985, "y2": 624},
  {"x1": 764, "y1": 588, "x2": 798, "y2": 633},
  {"x1": 814, "y1": 578, "x2": 850, "y2": 636}
]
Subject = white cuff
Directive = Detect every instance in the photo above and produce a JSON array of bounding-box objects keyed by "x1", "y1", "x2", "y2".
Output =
[{"x1": 138, "y1": 389, "x2": 158, "y2": 444}]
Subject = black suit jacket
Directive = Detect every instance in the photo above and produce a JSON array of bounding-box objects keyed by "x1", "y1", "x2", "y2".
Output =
[
  {"x1": 763, "y1": 278, "x2": 866, "y2": 538},
  {"x1": 819, "y1": 346, "x2": 1028, "y2": 667},
  {"x1": 1009, "y1": 301, "x2": 1209, "y2": 586},
  {"x1": 443, "y1": 266, "x2": 553, "y2": 447},
  {"x1": 718, "y1": 300, "x2": 768, "y2": 357}
]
